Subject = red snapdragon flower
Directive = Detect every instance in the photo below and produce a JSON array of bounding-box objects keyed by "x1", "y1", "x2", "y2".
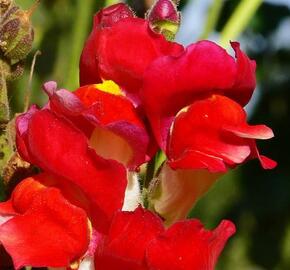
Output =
[
  {"x1": 142, "y1": 41, "x2": 276, "y2": 172},
  {"x1": 79, "y1": 3, "x2": 276, "y2": 223},
  {"x1": 41, "y1": 80, "x2": 151, "y2": 170},
  {"x1": 95, "y1": 207, "x2": 235, "y2": 270},
  {"x1": 79, "y1": 3, "x2": 183, "y2": 104}
]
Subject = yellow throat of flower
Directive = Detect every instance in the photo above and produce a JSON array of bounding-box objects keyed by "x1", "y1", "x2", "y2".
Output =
[{"x1": 94, "y1": 80, "x2": 124, "y2": 96}]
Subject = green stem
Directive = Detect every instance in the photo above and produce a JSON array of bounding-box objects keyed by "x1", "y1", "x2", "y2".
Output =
[
  {"x1": 219, "y1": 0, "x2": 263, "y2": 48},
  {"x1": 64, "y1": 0, "x2": 95, "y2": 90},
  {"x1": 145, "y1": 155, "x2": 156, "y2": 188},
  {"x1": 144, "y1": 150, "x2": 167, "y2": 188},
  {"x1": 0, "y1": 66, "x2": 9, "y2": 126},
  {"x1": 0, "y1": 64, "x2": 13, "y2": 180},
  {"x1": 199, "y1": 0, "x2": 223, "y2": 40},
  {"x1": 155, "y1": 150, "x2": 166, "y2": 171}
]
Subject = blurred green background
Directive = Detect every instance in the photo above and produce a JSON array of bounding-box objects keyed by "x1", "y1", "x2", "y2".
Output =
[{"x1": 6, "y1": 0, "x2": 290, "y2": 269}]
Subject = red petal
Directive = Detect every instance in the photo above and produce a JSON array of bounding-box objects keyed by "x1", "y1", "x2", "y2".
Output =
[
  {"x1": 94, "y1": 17, "x2": 183, "y2": 98},
  {"x1": 93, "y1": 3, "x2": 135, "y2": 28},
  {"x1": 229, "y1": 42, "x2": 256, "y2": 106},
  {"x1": 0, "y1": 188, "x2": 89, "y2": 269},
  {"x1": 223, "y1": 124, "x2": 274, "y2": 140},
  {"x1": 95, "y1": 207, "x2": 164, "y2": 270},
  {"x1": 250, "y1": 141, "x2": 277, "y2": 169},
  {"x1": 168, "y1": 95, "x2": 275, "y2": 171},
  {"x1": 0, "y1": 200, "x2": 17, "y2": 216},
  {"x1": 7, "y1": 173, "x2": 91, "y2": 218},
  {"x1": 146, "y1": 219, "x2": 236, "y2": 270},
  {"x1": 79, "y1": 26, "x2": 102, "y2": 86},
  {"x1": 142, "y1": 41, "x2": 255, "y2": 149},
  {"x1": 168, "y1": 150, "x2": 227, "y2": 173},
  {"x1": 258, "y1": 155, "x2": 277, "y2": 169},
  {"x1": 17, "y1": 109, "x2": 127, "y2": 233},
  {"x1": 80, "y1": 3, "x2": 134, "y2": 86},
  {"x1": 15, "y1": 105, "x2": 39, "y2": 163},
  {"x1": 10, "y1": 176, "x2": 46, "y2": 214}
]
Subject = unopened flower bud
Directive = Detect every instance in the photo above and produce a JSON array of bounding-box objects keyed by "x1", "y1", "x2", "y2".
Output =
[
  {"x1": 147, "y1": 0, "x2": 180, "y2": 41},
  {"x1": 0, "y1": 0, "x2": 38, "y2": 62}
]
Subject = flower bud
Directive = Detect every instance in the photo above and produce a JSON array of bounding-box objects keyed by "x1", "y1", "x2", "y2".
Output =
[
  {"x1": 0, "y1": 0, "x2": 37, "y2": 62},
  {"x1": 147, "y1": 0, "x2": 180, "y2": 41}
]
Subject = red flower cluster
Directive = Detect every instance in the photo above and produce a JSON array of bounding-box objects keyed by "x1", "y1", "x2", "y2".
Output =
[{"x1": 0, "y1": 2, "x2": 276, "y2": 269}]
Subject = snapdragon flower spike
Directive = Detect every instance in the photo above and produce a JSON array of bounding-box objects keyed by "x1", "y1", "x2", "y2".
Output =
[
  {"x1": 0, "y1": 175, "x2": 90, "y2": 269},
  {"x1": 95, "y1": 207, "x2": 236, "y2": 270},
  {"x1": 16, "y1": 108, "x2": 127, "y2": 233},
  {"x1": 43, "y1": 80, "x2": 150, "y2": 170},
  {"x1": 80, "y1": 3, "x2": 183, "y2": 103}
]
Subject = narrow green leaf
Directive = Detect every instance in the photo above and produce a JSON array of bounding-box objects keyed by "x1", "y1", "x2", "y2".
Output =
[
  {"x1": 64, "y1": 0, "x2": 95, "y2": 90},
  {"x1": 220, "y1": 0, "x2": 262, "y2": 48},
  {"x1": 199, "y1": 0, "x2": 224, "y2": 40}
]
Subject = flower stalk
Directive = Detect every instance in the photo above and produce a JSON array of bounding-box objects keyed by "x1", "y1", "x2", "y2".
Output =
[
  {"x1": 0, "y1": 64, "x2": 9, "y2": 126},
  {"x1": 0, "y1": 62, "x2": 13, "y2": 178}
]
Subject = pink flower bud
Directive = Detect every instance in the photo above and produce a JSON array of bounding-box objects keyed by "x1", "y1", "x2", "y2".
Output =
[
  {"x1": 147, "y1": 0, "x2": 180, "y2": 40},
  {"x1": 148, "y1": 0, "x2": 179, "y2": 24}
]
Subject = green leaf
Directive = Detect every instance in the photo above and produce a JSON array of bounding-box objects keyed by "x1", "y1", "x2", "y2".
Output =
[{"x1": 219, "y1": 0, "x2": 263, "y2": 48}]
